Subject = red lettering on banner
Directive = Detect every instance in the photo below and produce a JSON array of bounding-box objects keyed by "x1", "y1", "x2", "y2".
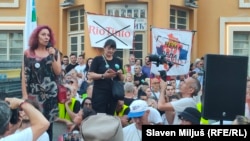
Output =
[
  {"x1": 99, "y1": 29, "x2": 105, "y2": 35},
  {"x1": 89, "y1": 26, "x2": 98, "y2": 34},
  {"x1": 124, "y1": 31, "x2": 130, "y2": 37},
  {"x1": 88, "y1": 26, "x2": 131, "y2": 37}
]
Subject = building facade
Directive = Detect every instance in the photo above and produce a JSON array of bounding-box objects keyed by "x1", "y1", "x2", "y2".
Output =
[{"x1": 1, "y1": 0, "x2": 250, "y2": 76}]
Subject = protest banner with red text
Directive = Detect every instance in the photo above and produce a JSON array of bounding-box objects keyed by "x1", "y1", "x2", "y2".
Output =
[{"x1": 87, "y1": 14, "x2": 135, "y2": 49}]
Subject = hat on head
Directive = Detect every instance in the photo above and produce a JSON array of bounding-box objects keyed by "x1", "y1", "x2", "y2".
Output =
[
  {"x1": 81, "y1": 113, "x2": 123, "y2": 141},
  {"x1": 178, "y1": 107, "x2": 201, "y2": 125},
  {"x1": 128, "y1": 100, "x2": 148, "y2": 118}
]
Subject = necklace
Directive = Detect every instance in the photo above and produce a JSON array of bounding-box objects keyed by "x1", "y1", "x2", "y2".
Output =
[
  {"x1": 103, "y1": 54, "x2": 113, "y2": 60},
  {"x1": 102, "y1": 55, "x2": 110, "y2": 69}
]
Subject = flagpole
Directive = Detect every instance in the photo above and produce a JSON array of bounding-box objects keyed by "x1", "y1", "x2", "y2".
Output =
[
  {"x1": 24, "y1": 0, "x2": 37, "y2": 51},
  {"x1": 149, "y1": 25, "x2": 153, "y2": 82},
  {"x1": 150, "y1": 25, "x2": 153, "y2": 54}
]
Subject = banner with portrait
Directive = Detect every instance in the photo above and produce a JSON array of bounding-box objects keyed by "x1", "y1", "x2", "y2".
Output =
[
  {"x1": 87, "y1": 14, "x2": 135, "y2": 49},
  {"x1": 151, "y1": 27, "x2": 193, "y2": 76}
]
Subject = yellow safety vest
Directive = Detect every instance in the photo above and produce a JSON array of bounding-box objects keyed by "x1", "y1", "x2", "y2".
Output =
[
  {"x1": 197, "y1": 102, "x2": 209, "y2": 124},
  {"x1": 58, "y1": 98, "x2": 77, "y2": 121},
  {"x1": 82, "y1": 93, "x2": 88, "y2": 100},
  {"x1": 114, "y1": 104, "x2": 129, "y2": 117}
]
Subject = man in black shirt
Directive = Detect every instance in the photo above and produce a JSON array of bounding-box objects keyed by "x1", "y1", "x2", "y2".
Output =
[{"x1": 65, "y1": 53, "x2": 78, "y2": 74}]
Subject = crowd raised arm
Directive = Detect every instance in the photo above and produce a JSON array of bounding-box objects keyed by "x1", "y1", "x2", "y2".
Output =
[{"x1": 0, "y1": 97, "x2": 49, "y2": 141}]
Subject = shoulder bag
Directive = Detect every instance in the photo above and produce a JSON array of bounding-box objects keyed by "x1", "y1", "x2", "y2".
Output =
[{"x1": 102, "y1": 55, "x2": 125, "y2": 100}]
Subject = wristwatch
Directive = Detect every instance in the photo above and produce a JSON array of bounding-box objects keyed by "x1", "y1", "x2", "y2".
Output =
[{"x1": 101, "y1": 74, "x2": 105, "y2": 79}]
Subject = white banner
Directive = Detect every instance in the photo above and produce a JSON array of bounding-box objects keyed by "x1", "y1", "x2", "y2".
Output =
[
  {"x1": 151, "y1": 28, "x2": 193, "y2": 76},
  {"x1": 87, "y1": 14, "x2": 135, "y2": 49}
]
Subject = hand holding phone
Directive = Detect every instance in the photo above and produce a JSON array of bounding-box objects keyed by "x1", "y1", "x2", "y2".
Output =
[
  {"x1": 106, "y1": 69, "x2": 117, "y2": 78},
  {"x1": 108, "y1": 69, "x2": 116, "y2": 73}
]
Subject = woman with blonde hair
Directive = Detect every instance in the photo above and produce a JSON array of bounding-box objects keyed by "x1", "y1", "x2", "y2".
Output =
[{"x1": 124, "y1": 72, "x2": 134, "y2": 83}]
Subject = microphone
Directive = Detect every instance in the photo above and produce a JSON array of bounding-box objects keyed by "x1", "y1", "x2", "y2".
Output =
[
  {"x1": 46, "y1": 41, "x2": 54, "y2": 64},
  {"x1": 46, "y1": 41, "x2": 52, "y2": 49}
]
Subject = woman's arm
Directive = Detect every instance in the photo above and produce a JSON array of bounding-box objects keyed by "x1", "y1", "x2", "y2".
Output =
[
  {"x1": 88, "y1": 72, "x2": 103, "y2": 80},
  {"x1": 157, "y1": 79, "x2": 174, "y2": 111},
  {"x1": 21, "y1": 61, "x2": 28, "y2": 100},
  {"x1": 88, "y1": 69, "x2": 117, "y2": 80},
  {"x1": 117, "y1": 69, "x2": 124, "y2": 81},
  {"x1": 64, "y1": 99, "x2": 77, "y2": 120},
  {"x1": 55, "y1": 117, "x2": 73, "y2": 125}
]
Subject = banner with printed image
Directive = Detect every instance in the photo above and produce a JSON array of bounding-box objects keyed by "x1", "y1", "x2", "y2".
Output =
[{"x1": 151, "y1": 27, "x2": 193, "y2": 76}]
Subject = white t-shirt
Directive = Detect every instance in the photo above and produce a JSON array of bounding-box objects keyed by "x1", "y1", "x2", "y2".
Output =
[
  {"x1": 15, "y1": 128, "x2": 49, "y2": 141},
  {"x1": 151, "y1": 91, "x2": 160, "y2": 100},
  {"x1": 75, "y1": 92, "x2": 83, "y2": 104},
  {"x1": 74, "y1": 64, "x2": 86, "y2": 74},
  {"x1": 123, "y1": 123, "x2": 141, "y2": 141},
  {"x1": 1, "y1": 127, "x2": 32, "y2": 141},
  {"x1": 130, "y1": 65, "x2": 135, "y2": 75},
  {"x1": 245, "y1": 103, "x2": 250, "y2": 119},
  {"x1": 147, "y1": 107, "x2": 163, "y2": 124},
  {"x1": 170, "y1": 97, "x2": 197, "y2": 115},
  {"x1": 161, "y1": 113, "x2": 180, "y2": 125},
  {"x1": 74, "y1": 65, "x2": 86, "y2": 87}
]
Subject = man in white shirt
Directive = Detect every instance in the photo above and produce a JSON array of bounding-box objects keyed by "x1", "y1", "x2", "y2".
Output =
[
  {"x1": 74, "y1": 54, "x2": 86, "y2": 80},
  {"x1": 158, "y1": 77, "x2": 201, "y2": 116},
  {"x1": 129, "y1": 54, "x2": 136, "y2": 75},
  {"x1": 0, "y1": 97, "x2": 49, "y2": 141},
  {"x1": 123, "y1": 100, "x2": 153, "y2": 141}
]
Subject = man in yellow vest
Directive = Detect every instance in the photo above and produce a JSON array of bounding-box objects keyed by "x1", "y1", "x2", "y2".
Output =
[
  {"x1": 114, "y1": 100, "x2": 130, "y2": 127},
  {"x1": 196, "y1": 102, "x2": 209, "y2": 124},
  {"x1": 57, "y1": 87, "x2": 81, "y2": 122}
]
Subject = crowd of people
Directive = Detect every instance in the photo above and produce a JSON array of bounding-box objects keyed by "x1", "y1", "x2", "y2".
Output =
[{"x1": 0, "y1": 25, "x2": 250, "y2": 141}]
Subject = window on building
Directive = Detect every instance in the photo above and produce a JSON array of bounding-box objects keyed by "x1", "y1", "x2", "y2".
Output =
[
  {"x1": 170, "y1": 8, "x2": 188, "y2": 29},
  {"x1": 114, "y1": 33, "x2": 144, "y2": 64},
  {"x1": 68, "y1": 8, "x2": 84, "y2": 56},
  {"x1": 0, "y1": 31, "x2": 23, "y2": 61},
  {"x1": 114, "y1": 49, "x2": 123, "y2": 59},
  {"x1": 233, "y1": 31, "x2": 250, "y2": 74},
  {"x1": 69, "y1": 8, "x2": 84, "y2": 32},
  {"x1": 130, "y1": 34, "x2": 143, "y2": 60},
  {"x1": 107, "y1": 7, "x2": 146, "y2": 19}
]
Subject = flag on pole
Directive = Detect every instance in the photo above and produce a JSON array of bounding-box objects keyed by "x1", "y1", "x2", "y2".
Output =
[{"x1": 24, "y1": 0, "x2": 37, "y2": 50}]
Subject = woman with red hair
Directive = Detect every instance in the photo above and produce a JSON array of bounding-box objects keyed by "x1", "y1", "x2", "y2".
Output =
[{"x1": 21, "y1": 25, "x2": 61, "y2": 141}]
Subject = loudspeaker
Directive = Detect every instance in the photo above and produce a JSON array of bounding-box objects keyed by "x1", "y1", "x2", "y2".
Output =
[{"x1": 202, "y1": 54, "x2": 248, "y2": 121}]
